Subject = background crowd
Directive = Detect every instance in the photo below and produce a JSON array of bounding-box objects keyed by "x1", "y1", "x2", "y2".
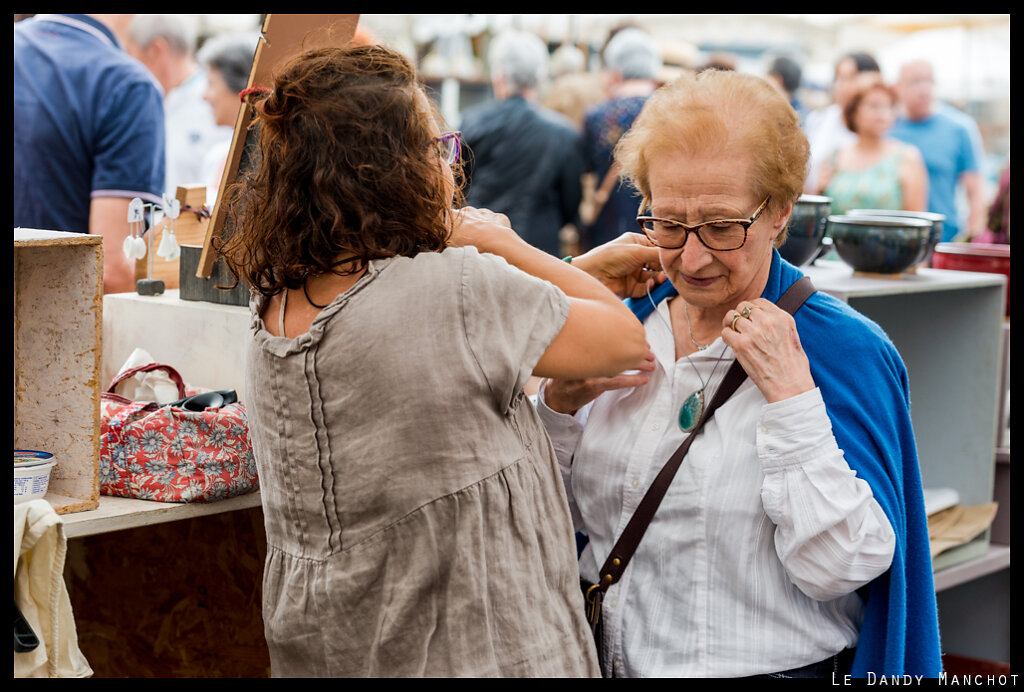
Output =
[
  {"x1": 452, "y1": 23, "x2": 1007, "y2": 258},
  {"x1": 14, "y1": 14, "x2": 1010, "y2": 285}
]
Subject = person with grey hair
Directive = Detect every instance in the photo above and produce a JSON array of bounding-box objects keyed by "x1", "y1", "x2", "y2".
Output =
[
  {"x1": 198, "y1": 32, "x2": 258, "y2": 125},
  {"x1": 126, "y1": 14, "x2": 232, "y2": 196},
  {"x1": 549, "y1": 42, "x2": 586, "y2": 80},
  {"x1": 890, "y1": 59, "x2": 986, "y2": 242},
  {"x1": 459, "y1": 30, "x2": 585, "y2": 257},
  {"x1": 197, "y1": 32, "x2": 258, "y2": 204},
  {"x1": 487, "y1": 29, "x2": 548, "y2": 97},
  {"x1": 603, "y1": 27, "x2": 661, "y2": 82},
  {"x1": 579, "y1": 26, "x2": 662, "y2": 251}
]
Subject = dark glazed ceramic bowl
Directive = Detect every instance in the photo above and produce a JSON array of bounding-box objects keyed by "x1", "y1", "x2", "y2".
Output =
[
  {"x1": 846, "y1": 209, "x2": 945, "y2": 267},
  {"x1": 779, "y1": 194, "x2": 831, "y2": 266},
  {"x1": 826, "y1": 215, "x2": 933, "y2": 275}
]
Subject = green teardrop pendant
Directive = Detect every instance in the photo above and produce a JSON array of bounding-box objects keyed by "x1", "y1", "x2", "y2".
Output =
[{"x1": 678, "y1": 389, "x2": 705, "y2": 433}]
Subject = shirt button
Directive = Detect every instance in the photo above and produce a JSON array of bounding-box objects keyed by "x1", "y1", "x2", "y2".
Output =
[
  {"x1": 651, "y1": 423, "x2": 660, "y2": 431},
  {"x1": 631, "y1": 477, "x2": 639, "y2": 488}
]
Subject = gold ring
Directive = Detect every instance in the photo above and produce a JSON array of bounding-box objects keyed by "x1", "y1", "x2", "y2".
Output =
[
  {"x1": 740, "y1": 306, "x2": 752, "y2": 319},
  {"x1": 730, "y1": 313, "x2": 742, "y2": 331}
]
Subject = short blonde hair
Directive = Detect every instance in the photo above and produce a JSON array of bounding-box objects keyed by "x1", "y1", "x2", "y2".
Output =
[{"x1": 615, "y1": 69, "x2": 808, "y2": 246}]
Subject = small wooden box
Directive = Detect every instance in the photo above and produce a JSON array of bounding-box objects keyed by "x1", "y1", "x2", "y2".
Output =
[
  {"x1": 179, "y1": 244, "x2": 250, "y2": 307},
  {"x1": 14, "y1": 229, "x2": 102, "y2": 514}
]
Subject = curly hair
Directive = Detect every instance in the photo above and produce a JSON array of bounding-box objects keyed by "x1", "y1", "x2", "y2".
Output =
[
  {"x1": 615, "y1": 69, "x2": 809, "y2": 247},
  {"x1": 219, "y1": 44, "x2": 459, "y2": 297}
]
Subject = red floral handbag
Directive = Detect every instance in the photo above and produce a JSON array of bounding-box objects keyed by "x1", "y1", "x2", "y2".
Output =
[{"x1": 99, "y1": 363, "x2": 259, "y2": 503}]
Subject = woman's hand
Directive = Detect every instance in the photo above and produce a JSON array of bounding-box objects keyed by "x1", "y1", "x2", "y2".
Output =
[
  {"x1": 721, "y1": 299, "x2": 816, "y2": 404},
  {"x1": 449, "y1": 206, "x2": 520, "y2": 251},
  {"x1": 570, "y1": 232, "x2": 665, "y2": 299},
  {"x1": 543, "y1": 347, "x2": 656, "y2": 415}
]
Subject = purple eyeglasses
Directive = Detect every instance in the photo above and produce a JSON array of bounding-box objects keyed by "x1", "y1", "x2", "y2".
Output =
[{"x1": 434, "y1": 131, "x2": 461, "y2": 165}]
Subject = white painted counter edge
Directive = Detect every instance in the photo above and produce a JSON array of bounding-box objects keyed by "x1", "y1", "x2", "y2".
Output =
[{"x1": 61, "y1": 492, "x2": 262, "y2": 539}]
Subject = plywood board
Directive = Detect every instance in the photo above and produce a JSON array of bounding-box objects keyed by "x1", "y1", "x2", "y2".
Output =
[
  {"x1": 14, "y1": 229, "x2": 103, "y2": 513},
  {"x1": 65, "y1": 507, "x2": 269, "y2": 676}
]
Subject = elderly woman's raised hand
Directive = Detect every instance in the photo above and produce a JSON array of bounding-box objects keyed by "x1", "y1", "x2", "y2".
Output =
[
  {"x1": 570, "y1": 233, "x2": 665, "y2": 299},
  {"x1": 721, "y1": 299, "x2": 817, "y2": 404}
]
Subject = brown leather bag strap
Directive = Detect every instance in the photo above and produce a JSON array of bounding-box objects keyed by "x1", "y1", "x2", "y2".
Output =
[
  {"x1": 594, "y1": 163, "x2": 621, "y2": 206},
  {"x1": 581, "y1": 163, "x2": 622, "y2": 227},
  {"x1": 591, "y1": 275, "x2": 816, "y2": 591}
]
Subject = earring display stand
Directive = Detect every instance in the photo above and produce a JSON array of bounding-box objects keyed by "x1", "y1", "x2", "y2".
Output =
[
  {"x1": 134, "y1": 185, "x2": 210, "y2": 291},
  {"x1": 128, "y1": 192, "x2": 185, "y2": 297}
]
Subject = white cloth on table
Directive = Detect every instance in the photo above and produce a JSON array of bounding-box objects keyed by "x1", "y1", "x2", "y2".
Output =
[
  {"x1": 537, "y1": 294, "x2": 895, "y2": 678},
  {"x1": 14, "y1": 500, "x2": 92, "y2": 678}
]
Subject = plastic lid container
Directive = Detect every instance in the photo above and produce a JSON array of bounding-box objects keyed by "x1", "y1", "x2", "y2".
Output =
[{"x1": 14, "y1": 451, "x2": 57, "y2": 504}]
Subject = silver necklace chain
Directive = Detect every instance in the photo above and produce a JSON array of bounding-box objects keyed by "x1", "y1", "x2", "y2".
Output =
[
  {"x1": 645, "y1": 283, "x2": 729, "y2": 393},
  {"x1": 683, "y1": 301, "x2": 709, "y2": 351}
]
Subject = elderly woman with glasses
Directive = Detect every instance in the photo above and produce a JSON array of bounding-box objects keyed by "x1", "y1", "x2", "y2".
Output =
[
  {"x1": 537, "y1": 69, "x2": 941, "y2": 678},
  {"x1": 219, "y1": 44, "x2": 662, "y2": 677}
]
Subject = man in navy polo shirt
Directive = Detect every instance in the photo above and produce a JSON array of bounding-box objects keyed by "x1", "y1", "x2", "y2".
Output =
[{"x1": 14, "y1": 14, "x2": 166, "y2": 294}]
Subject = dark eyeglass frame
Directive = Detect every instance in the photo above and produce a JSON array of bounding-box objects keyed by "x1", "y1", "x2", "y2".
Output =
[
  {"x1": 636, "y1": 195, "x2": 772, "y2": 251},
  {"x1": 434, "y1": 131, "x2": 461, "y2": 166}
]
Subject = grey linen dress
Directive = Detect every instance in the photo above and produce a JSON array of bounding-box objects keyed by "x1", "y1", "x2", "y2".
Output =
[{"x1": 245, "y1": 246, "x2": 601, "y2": 677}]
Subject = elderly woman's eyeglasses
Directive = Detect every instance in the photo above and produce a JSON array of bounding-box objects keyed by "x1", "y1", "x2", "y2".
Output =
[
  {"x1": 434, "y1": 131, "x2": 461, "y2": 166},
  {"x1": 636, "y1": 196, "x2": 771, "y2": 251}
]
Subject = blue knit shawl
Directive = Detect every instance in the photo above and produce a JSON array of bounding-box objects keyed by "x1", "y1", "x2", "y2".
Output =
[{"x1": 626, "y1": 251, "x2": 943, "y2": 677}]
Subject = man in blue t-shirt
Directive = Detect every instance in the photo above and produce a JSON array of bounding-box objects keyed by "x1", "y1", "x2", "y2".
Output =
[
  {"x1": 14, "y1": 14, "x2": 166, "y2": 294},
  {"x1": 890, "y1": 60, "x2": 984, "y2": 242}
]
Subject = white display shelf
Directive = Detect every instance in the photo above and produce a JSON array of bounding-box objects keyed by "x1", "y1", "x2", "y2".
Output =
[
  {"x1": 102, "y1": 289, "x2": 251, "y2": 402},
  {"x1": 803, "y1": 261, "x2": 1007, "y2": 572},
  {"x1": 61, "y1": 492, "x2": 262, "y2": 539},
  {"x1": 932, "y1": 544, "x2": 1010, "y2": 592}
]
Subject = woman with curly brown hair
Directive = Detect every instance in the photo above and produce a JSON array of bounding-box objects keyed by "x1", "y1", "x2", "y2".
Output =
[{"x1": 219, "y1": 44, "x2": 658, "y2": 677}]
